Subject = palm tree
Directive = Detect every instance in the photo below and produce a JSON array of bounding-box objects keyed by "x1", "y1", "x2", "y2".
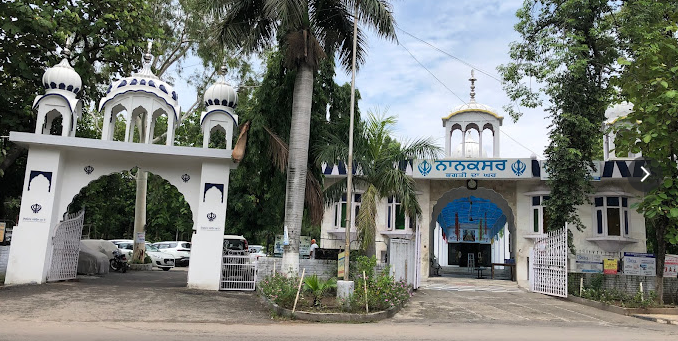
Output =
[
  {"x1": 317, "y1": 110, "x2": 441, "y2": 256},
  {"x1": 203, "y1": 0, "x2": 397, "y2": 274}
]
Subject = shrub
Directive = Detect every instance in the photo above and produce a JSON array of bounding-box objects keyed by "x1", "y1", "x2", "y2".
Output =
[
  {"x1": 259, "y1": 272, "x2": 300, "y2": 308},
  {"x1": 304, "y1": 275, "x2": 337, "y2": 306},
  {"x1": 346, "y1": 256, "x2": 412, "y2": 313}
]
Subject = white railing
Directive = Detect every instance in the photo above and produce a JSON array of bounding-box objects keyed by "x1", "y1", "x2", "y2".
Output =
[
  {"x1": 47, "y1": 210, "x2": 85, "y2": 282},
  {"x1": 220, "y1": 250, "x2": 257, "y2": 291},
  {"x1": 532, "y1": 227, "x2": 568, "y2": 297}
]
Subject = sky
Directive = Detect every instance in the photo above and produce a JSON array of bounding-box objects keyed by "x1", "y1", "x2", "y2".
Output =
[{"x1": 175, "y1": 0, "x2": 551, "y2": 159}]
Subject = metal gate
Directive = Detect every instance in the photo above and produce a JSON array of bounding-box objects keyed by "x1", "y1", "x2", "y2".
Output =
[
  {"x1": 220, "y1": 250, "x2": 257, "y2": 291},
  {"x1": 389, "y1": 238, "x2": 416, "y2": 287},
  {"x1": 47, "y1": 210, "x2": 85, "y2": 282},
  {"x1": 531, "y1": 227, "x2": 568, "y2": 297}
]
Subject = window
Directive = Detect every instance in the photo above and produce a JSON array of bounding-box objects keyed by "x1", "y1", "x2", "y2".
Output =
[
  {"x1": 333, "y1": 193, "x2": 361, "y2": 229},
  {"x1": 594, "y1": 196, "x2": 630, "y2": 237},
  {"x1": 531, "y1": 195, "x2": 550, "y2": 234},
  {"x1": 387, "y1": 196, "x2": 415, "y2": 230}
]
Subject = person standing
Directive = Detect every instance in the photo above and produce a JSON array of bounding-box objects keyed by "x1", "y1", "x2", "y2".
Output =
[{"x1": 309, "y1": 239, "x2": 319, "y2": 259}]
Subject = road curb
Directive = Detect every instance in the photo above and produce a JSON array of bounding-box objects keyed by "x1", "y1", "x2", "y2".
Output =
[
  {"x1": 631, "y1": 314, "x2": 676, "y2": 325},
  {"x1": 259, "y1": 292, "x2": 404, "y2": 323}
]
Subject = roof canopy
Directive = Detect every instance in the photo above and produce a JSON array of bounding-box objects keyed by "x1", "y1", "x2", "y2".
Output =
[{"x1": 436, "y1": 196, "x2": 507, "y2": 241}]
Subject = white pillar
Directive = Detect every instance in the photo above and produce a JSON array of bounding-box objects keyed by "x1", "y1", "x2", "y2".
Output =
[
  {"x1": 187, "y1": 161, "x2": 233, "y2": 290},
  {"x1": 5, "y1": 148, "x2": 64, "y2": 285},
  {"x1": 461, "y1": 130, "x2": 466, "y2": 158},
  {"x1": 478, "y1": 129, "x2": 483, "y2": 158},
  {"x1": 445, "y1": 125, "x2": 451, "y2": 157},
  {"x1": 493, "y1": 128, "x2": 501, "y2": 158}
]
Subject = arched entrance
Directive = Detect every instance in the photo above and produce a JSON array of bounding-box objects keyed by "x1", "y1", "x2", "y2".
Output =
[{"x1": 429, "y1": 187, "x2": 516, "y2": 278}]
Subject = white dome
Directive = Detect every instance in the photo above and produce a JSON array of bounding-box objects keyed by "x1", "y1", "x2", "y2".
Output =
[
  {"x1": 450, "y1": 101, "x2": 496, "y2": 115},
  {"x1": 605, "y1": 102, "x2": 633, "y2": 124},
  {"x1": 452, "y1": 137, "x2": 488, "y2": 158},
  {"x1": 42, "y1": 58, "x2": 82, "y2": 95},
  {"x1": 99, "y1": 64, "x2": 180, "y2": 120},
  {"x1": 204, "y1": 79, "x2": 237, "y2": 109}
]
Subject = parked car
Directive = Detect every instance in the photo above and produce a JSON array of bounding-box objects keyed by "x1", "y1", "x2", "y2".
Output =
[
  {"x1": 223, "y1": 235, "x2": 248, "y2": 253},
  {"x1": 109, "y1": 240, "x2": 175, "y2": 271},
  {"x1": 152, "y1": 241, "x2": 191, "y2": 266},
  {"x1": 248, "y1": 245, "x2": 266, "y2": 260}
]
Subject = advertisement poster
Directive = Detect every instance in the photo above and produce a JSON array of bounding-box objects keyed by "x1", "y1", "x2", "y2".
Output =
[
  {"x1": 623, "y1": 252, "x2": 656, "y2": 276},
  {"x1": 300, "y1": 236, "x2": 311, "y2": 256},
  {"x1": 337, "y1": 251, "x2": 346, "y2": 278},
  {"x1": 274, "y1": 235, "x2": 284, "y2": 255},
  {"x1": 603, "y1": 259, "x2": 618, "y2": 275},
  {"x1": 575, "y1": 254, "x2": 603, "y2": 273},
  {"x1": 664, "y1": 254, "x2": 678, "y2": 278},
  {"x1": 135, "y1": 232, "x2": 145, "y2": 244}
]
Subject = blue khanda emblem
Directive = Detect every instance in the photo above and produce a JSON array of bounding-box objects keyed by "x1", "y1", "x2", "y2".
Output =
[
  {"x1": 418, "y1": 160, "x2": 432, "y2": 176},
  {"x1": 511, "y1": 160, "x2": 527, "y2": 176}
]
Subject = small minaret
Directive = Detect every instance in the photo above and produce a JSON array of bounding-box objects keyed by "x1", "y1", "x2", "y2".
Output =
[
  {"x1": 442, "y1": 69, "x2": 503, "y2": 158},
  {"x1": 201, "y1": 58, "x2": 239, "y2": 149},
  {"x1": 33, "y1": 36, "x2": 83, "y2": 136}
]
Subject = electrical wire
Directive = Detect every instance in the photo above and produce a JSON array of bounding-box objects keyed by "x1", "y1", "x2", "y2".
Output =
[{"x1": 398, "y1": 42, "x2": 467, "y2": 105}]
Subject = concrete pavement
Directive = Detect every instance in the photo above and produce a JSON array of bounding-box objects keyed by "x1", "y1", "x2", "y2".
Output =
[{"x1": 1, "y1": 269, "x2": 677, "y2": 340}]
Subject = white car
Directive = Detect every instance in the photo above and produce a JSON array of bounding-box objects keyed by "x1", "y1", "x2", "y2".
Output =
[
  {"x1": 110, "y1": 240, "x2": 175, "y2": 271},
  {"x1": 152, "y1": 241, "x2": 191, "y2": 266},
  {"x1": 248, "y1": 245, "x2": 266, "y2": 260}
]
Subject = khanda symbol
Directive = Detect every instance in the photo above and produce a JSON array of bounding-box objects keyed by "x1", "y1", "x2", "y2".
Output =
[
  {"x1": 31, "y1": 203, "x2": 42, "y2": 214},
  {"x1": 511, "y1": 160, "x2": 526, "y2": 176},
  {"x1": 418, "y1": 160, "x2": 432, "y2": 176},
  {"x1": 207, "y1": 212, "x2": 217, "y2": 222}
]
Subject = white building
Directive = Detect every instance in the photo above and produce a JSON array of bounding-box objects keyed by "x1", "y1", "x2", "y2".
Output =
[{"x1": 319, "y1": 72, "x2": 648, "y2": 289}]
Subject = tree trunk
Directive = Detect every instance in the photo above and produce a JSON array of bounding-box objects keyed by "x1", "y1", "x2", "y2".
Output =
[
  {"x1": 655, "y1": 217, "x2": 667, "y2": 305},
  {"x1": 281, "y1": 63, "x2": 314, "y2": 276},
  {"x1": 0, "y1": 144, "x2": 26, "y2": 176},
  {"x1": 133, "y1": 169, "x2": 148, "y2": 263}
]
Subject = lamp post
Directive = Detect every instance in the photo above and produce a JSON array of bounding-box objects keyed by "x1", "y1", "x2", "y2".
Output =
[{"x1": 344, "y1": 0, "x2": 359, "y2": 281}]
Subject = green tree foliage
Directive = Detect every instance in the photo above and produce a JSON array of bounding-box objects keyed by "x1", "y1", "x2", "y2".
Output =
[
  {"x1": 223, "y1": 50, "x2": 356, "y2": 249},
  {"x1": 317, "y1": 110, "x2": 440, "y2": 255},
  {"x1": 0, "y1": 0, "x2": 165, "y2": 222},
  {"x1": 498, "y1": 0, "x2": 617, "y2": 238},
  {"x1": 612, "y1": 0, "x2": 678, "y2": 304},
  {"x1": 203, "y1": 0, "x2": 397, "y2": 273},
  {"x1": 68, "y1": 171, "x2": 193, "y2": 241}
]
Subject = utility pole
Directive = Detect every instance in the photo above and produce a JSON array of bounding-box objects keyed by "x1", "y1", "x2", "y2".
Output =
[{"x1": 344, "y1": 0, "x2": 359, "y2": 280}]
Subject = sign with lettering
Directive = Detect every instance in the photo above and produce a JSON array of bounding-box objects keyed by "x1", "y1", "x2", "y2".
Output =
[
  {"x1": 337, "y1": 251, "x2": 346, "y2": 278},
  {"x1": 665, "y1": 254, "x2": 678, "y2": 278},
  {"x1": 135, "y1": 232, "x2": 145, "y2": 244},
  {"x1": 623, "y1": 252, "x2": 656, "y2": 276},
  {"x1": 274, "y1": 235, "x2": 284, "y2": 255},
  {"x1": 603, "y1": 259, "x2": 618, "y2": 275},
  {"x1": 413, "y1": 159, "x2": 533, "y2": 179},
  {"x1": 300, "y1": 236, "x2": 311, "y2": 256},
  {"x1": 575, "y1": 254, "x2": 603, "y2": 273}
]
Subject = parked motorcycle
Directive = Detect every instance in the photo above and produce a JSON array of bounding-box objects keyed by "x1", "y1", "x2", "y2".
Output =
[{"x1": 110, "y1": 249, "x2": 128, "y2": 273}]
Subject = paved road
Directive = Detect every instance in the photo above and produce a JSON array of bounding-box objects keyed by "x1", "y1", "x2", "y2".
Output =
[{"x1": 1, "y1": 270, "x2": 676, "y2": 340}]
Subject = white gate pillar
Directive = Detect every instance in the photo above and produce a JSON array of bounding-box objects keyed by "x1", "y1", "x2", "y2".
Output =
[
  {"x1": 187, "y1": 161, "x2": 233, "y2": 290},
  {"x1": 5, "y1": 147, "x2": 65, "y2": 285}
]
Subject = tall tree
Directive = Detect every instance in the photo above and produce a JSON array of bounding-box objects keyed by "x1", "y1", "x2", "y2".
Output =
[
  {"x1": 203, "y1": 0, "x2": 397, "y2": 274},
  {"x1": 317, "y1": 111, "x2": 440, "y2": 256},
  {"x1": 498, "y1": 0, "x2": 617, "y2": 239},
  {"x1": 613, "y1": 0, "x2": 678, "y2": 304}
]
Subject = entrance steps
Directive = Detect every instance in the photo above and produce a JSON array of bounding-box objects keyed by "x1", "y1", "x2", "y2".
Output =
[{"x1": 420, "y1": 276, "x2": 523, "y2": 293}]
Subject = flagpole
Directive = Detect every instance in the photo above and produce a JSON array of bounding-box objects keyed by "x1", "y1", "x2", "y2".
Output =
[{"x1": 344, "y1": 0, "x2": 359, "y2": 280}]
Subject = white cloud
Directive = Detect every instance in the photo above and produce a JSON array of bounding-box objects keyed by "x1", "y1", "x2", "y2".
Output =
[{"x1": 335, "y1": 0, "x2": 550, "y2": 158}]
